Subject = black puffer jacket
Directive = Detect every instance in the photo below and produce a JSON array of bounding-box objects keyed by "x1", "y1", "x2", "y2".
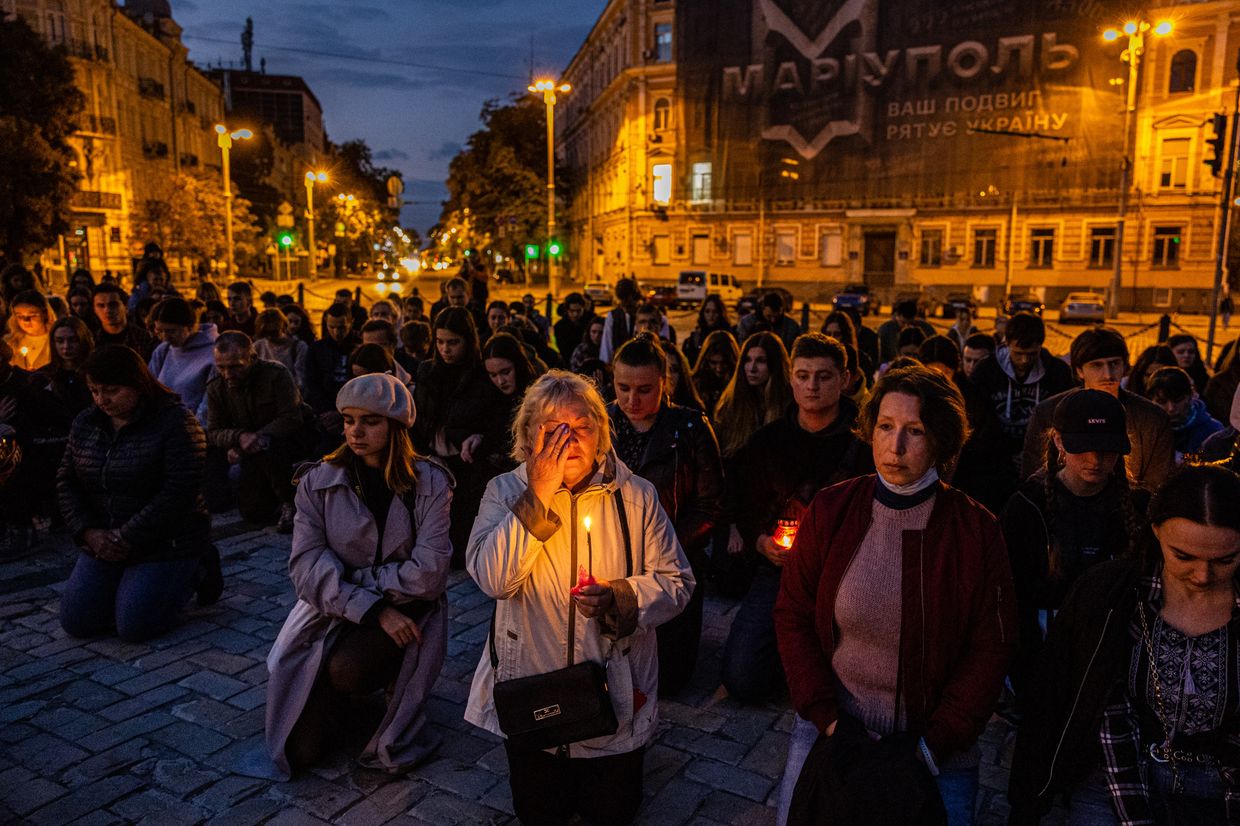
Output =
[
  {"x1": 57, "y1": 396, "x2": 208, "y2": 562},
  {"x1": 412, "y1": 360, "x2": 497, "y2": 455},
  {"x1": 607, "y1": 401, "x2": 724, "y2": 554}
]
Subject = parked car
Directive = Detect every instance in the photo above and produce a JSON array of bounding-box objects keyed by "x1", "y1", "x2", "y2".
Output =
[
  {"x1": 831, "y1": 284, "x2": 875, "y2": 316},
  {"x1": 1058, "y1": 291, "x2": 1106, "y2": 324},
  {"x1": 1003, "y1": 292, "x2": 1045, "y2": 316},
  {"x1": 677, "y1": 270, "x2": 743, "y2": 306},
  {"x1": 644, "y1": 284, "x2": 679, "y2": 309},
  {"x1": 939, "y1": 292, "x2": 976, "y2": 318},
  {"x1": 738, "y1": 287, "x2": 795, "y2": 316},
  {"x1": 584, "y1": 280, "x2": 613, "y2": 306}
]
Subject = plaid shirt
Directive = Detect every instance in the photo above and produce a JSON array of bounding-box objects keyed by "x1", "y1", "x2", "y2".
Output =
[{"x1": 1098, "y1": 573, "x2": 1240, "y2": 825}]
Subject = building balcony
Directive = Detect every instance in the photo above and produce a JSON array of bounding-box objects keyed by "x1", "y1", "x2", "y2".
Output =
[
  {"x1": 138, "y1": 77, "x2": 166, "y2": 100},
  {"x1": 143, "y1": 141, "x2": 169, "y2": 159},
  {"x1": 77, "y1": 114, "x2": 117, "y2": 136},
  {"x1": 72, "y1": 190, "x2": 122, "y2": 210}
]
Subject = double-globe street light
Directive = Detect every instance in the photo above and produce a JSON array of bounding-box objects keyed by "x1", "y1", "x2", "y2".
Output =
[
  {"x1": 529, "y1": 79, "x2": 571, "y2": 298},
  {"x1": 1102, "y1": 19, "x2": 1173, "y2": 318},
  {"x1": 215, "y1": 124, "x2": 253, "y2": 281},
  {"x1": 304, "y1": 170, "x2": 329, "y2": 280}
]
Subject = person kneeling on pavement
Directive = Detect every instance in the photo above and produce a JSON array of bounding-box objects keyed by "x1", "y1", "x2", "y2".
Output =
[
  {"x1": 206, "y1": 332, "x2": 310, "y2": 532},
  {"x1": 261, "y1": 373, "x2": 453, "y2": 778},
  {"x1": 58, "y1": 345, "x2": 221, "y2": 643}
]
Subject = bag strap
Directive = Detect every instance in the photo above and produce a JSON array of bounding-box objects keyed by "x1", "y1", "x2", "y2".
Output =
[{"x1": 489, "y1": 485, "x2": 637, "y2": 671}]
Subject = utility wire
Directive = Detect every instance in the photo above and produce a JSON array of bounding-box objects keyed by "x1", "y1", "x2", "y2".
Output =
[{"x1": 182, "y1": 34, "x2": 527, "y2": 81}]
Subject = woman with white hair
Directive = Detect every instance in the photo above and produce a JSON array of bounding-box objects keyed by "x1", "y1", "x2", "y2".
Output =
[
  {"x1": 261, "y1": 373, "x2": 453, "y2": 779},
  {"x1": 465, "y1": 369, "x2": 694, "y2": 825}
]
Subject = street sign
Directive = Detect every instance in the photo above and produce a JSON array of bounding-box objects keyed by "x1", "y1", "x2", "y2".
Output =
[{"x1": 276, "y1": 200, "x2": 294, "y2": 228}]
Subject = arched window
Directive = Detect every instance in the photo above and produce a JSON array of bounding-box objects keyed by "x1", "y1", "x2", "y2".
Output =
[
  {"x1": 653, "y1": 98, "x2": 671, "y2": 131},
  {"x1": 1169, "y1": 49, "x2": 1197, "y2": 94}
]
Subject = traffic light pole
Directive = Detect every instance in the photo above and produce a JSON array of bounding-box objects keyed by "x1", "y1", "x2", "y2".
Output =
[{"x1": 1207, "y1": 50, "x2": 1240, "y2": 366}]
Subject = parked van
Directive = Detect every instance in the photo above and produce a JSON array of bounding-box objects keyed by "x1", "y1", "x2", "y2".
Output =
[
  {"x1": 584, "y1": 280, "x2": 613, "y2": 306},
  {"x1": 677, "y1": 270, "x2": 742, "y2": 306}
]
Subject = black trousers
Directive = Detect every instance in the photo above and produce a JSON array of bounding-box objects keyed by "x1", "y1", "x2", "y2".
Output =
[
  {"x1": 237, "y1": 439, "x2": 302, "y2": 522},
  {"x1": 284, "y1": 622, "x2": 403, "y2": 769},
  {"x1": 656, "y1": 547, "x2": 706, "y2": 697},
  {"x1": 504, "y1": 742, "x2": 645, "y2": 826}
]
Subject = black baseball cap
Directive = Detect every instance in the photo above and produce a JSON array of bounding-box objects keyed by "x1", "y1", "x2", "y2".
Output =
[{"x1": 1052, "y1": 389, "x2": 1131, "y2": 455}]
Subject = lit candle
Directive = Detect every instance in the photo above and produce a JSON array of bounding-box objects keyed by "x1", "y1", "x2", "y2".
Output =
[
  {"x1": 583, "y1": 515, "x2": 593, "y2": 573},
  {"x1": 19, "y1": 346, "x2": 28, "y2": 357},
  {"x1": 774, "y1": 519, "x2": 799, "y2": 550}
]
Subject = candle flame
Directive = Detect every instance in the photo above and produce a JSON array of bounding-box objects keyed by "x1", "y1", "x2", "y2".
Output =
[{"x1": 583, "y1": 515, "x2": 592, "y2": 531}]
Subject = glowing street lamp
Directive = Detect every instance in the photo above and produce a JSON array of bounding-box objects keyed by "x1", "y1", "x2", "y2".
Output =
[
  {"x1": 304, "y1": 170, "x2": 328, "y2": 281},
  {"x1": 528, "y1": 78, "x2": 571, "y2": 297},
  {"x1": 215, "y1": 124, "x2": 253, "y2": 281},
  {"x1": 1101, "y1": 18, "x2": 1173, "y2": 317}
]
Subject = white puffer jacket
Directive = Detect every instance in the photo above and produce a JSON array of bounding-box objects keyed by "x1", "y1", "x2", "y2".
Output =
[{"x1": 464, "y1": 452, "x2": 694, "y2": 757}]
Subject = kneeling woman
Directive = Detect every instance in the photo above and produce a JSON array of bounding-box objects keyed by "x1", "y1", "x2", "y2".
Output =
[
  {"x1": 1010, "y1": 465, "x2": 1240, "y2": 825},
  {"x1": 465, "y1": 370, "x2": 694, "y2": 825},
  {"x1": 264, "y1": 374, "x2": 453, "y2": 778}
]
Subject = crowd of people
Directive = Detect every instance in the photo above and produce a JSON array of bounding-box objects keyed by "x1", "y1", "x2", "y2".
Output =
[{"x1": 3, "y1": 252, "x2": 1240, "y2": 825}]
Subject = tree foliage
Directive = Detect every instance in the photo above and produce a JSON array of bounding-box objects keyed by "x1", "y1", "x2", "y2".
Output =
[
  {"x1": 0, "y1": 17, "x2": 85, "y2": 262},
  {"x1": 435, "y1": 95, "x2": 553, "y2": 258},
  {"x1": 130, "y1": 173, "x2": 261, "y2": 270}
]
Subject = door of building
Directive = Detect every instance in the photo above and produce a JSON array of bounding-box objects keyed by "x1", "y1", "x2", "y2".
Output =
[{"x1": 863, "y1": 231, "x2": 896, "y2": 286}]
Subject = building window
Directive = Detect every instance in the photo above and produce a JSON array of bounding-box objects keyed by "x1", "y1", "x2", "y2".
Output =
[
  {"x1": 1159, "y1": 138, "x2": 1189, "y2": 189},
  {"x1": 692, "y1": 234, "x2": 710, "y2": 264},
  {"x1": 690, "y1": 162, "x2": 712, "y2": 203},
  {"x1": 733, "y1": 232, "x2": 753, "y2": 265},
  {"x1": 775, "y1": 230, "x2": 796, "y2": 266},
  {"x1": 654, "y1": 23, "x2": 672, "y2": 63},
  {"x1": 1089, "y1": 226, "x2": 1116, "y2": 268},
  {"x1": 972, "y1": 228, "x2": 996, "y2": 268},
  {"x1": 1152, "y1": 226, "x2": 1182, "y2": 268},
  {"x1": 1030, "y1": 227, "x2": 1055, "y2": 268},
  {"x1": 652, "y1": 234, "x2": 670, "y2": 265},
  {"x1": 653, "y1": 98, "x2": 671, "y2": 131},
  {"x1": 651, "y1": 163, "x2": 672, "y2": 205},
  {"x1": 919, "y1": 229, "x2": 943, "y2": 266},
  {"x1": 1169, "y1": 50, "x2": 1197, "y2": 94},
  {"x1": 820, "y1": 230, "x2": 842, "y2": 266}
]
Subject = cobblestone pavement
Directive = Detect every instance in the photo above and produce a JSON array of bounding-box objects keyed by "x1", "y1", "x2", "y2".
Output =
[{"x1": 0, "y1": 521, "x2": 1034, "y2": 825}]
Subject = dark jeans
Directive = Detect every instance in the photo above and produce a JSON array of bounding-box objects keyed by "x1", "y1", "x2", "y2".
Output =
[
  {"x1": 1067, "y1": 764, "x2": 1226, "y2": 826},
  {"x1": 657, "y1": 548, "x2": 706, "y2": 697},
  {"x1": 720, "y1": 566, "x2": 785, "y2": 702},
  {"x1": 504, "y1": 742, "x2": 645, "y2": 826},
  {"x1": 60, "y1": 552, "x2": 199, "y2": 642},
  {"x1": 237, "y1": 440, "x2": 302, "y2": 523},
  {"x1": 285, "y1": 621, "x2": 404, "y2": 769}
]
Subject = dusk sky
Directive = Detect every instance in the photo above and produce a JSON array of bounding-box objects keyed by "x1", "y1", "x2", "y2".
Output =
[{"x1": 170, "y1": 0, "x2": 603, "y2": 236}]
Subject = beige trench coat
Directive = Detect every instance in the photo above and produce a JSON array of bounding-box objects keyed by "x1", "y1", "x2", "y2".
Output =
[{"x1": 263, "y1": 458, "x2": 453, "y2": 778}]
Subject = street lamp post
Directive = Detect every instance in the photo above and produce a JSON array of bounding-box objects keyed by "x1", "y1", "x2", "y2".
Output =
[
  {"x1": 529, "y1": 79, "x2": 571, "y2": 298},
  {"x1": 1102, "y1": 19, "x2": 1173, "y2": 318},
  {"x1": 214, "y1": 125, "x2": 253, "y2": 281},
  {"x1": 304, "y1": 171, "x2": 328, "y2": 281}
]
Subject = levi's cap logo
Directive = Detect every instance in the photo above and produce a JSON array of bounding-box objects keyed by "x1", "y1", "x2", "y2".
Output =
[{"x1": 1087, "y1": 417, "x2": 1107, "y2": 425}]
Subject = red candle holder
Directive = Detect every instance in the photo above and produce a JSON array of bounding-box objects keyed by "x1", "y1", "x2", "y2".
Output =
[{"x1": 773, "y1": 519, "x2": 799, "y2": 550}]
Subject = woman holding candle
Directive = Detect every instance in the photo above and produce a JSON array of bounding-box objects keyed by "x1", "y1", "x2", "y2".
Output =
[
  {"x1": 773, "y1": 364, "x2": 1016, "y2": 825},
  {"x1": 465, "y1": 370, "x2": 694, "y2": 825},
  {"x1": 5, "y1": 290, "x2": 52, "y2": 371},
  {"x1": 608, "y1": 333, "x2": 723, "y2": 696}
]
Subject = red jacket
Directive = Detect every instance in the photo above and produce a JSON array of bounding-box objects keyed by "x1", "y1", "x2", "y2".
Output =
[{"x1": 774, "y1": 475, "x2": 1017, "y2": 758}]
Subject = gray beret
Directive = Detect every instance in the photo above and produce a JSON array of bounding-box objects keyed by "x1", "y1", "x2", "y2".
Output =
[{"x1": 335, "y1": 373, "x2": 415, "y2": 428}]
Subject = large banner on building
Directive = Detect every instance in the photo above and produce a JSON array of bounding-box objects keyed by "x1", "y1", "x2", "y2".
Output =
[{"x1": 677, "y1": 0, "x2": 1132, "y2": 203}]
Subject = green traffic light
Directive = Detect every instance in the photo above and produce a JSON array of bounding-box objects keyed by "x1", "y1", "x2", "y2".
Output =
[
  {"x1": 525, "y1": 244, "x2": 540, "y2": 259},
  {"x1": 279, "y1": 234, "x2": 293, "y2": 247},
  {"x1": 548, "y1": 241, "x2": 562, "y2": 256}
]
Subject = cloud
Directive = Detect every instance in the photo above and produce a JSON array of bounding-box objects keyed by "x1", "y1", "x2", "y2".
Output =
[
  {"x1": 374, "y1": 148, "x2": 410, "y2": 161},
  {"x1": 428, "y1": 141, "x2": 461, "y2": 161},
  {"x1": 306, "y1": 67, "x2": 421, "y2": 90}
]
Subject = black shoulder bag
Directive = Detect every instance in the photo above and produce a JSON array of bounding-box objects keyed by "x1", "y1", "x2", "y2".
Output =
[{"x1": 489, "y1": 491, "x2": 634, "y2": 751}]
